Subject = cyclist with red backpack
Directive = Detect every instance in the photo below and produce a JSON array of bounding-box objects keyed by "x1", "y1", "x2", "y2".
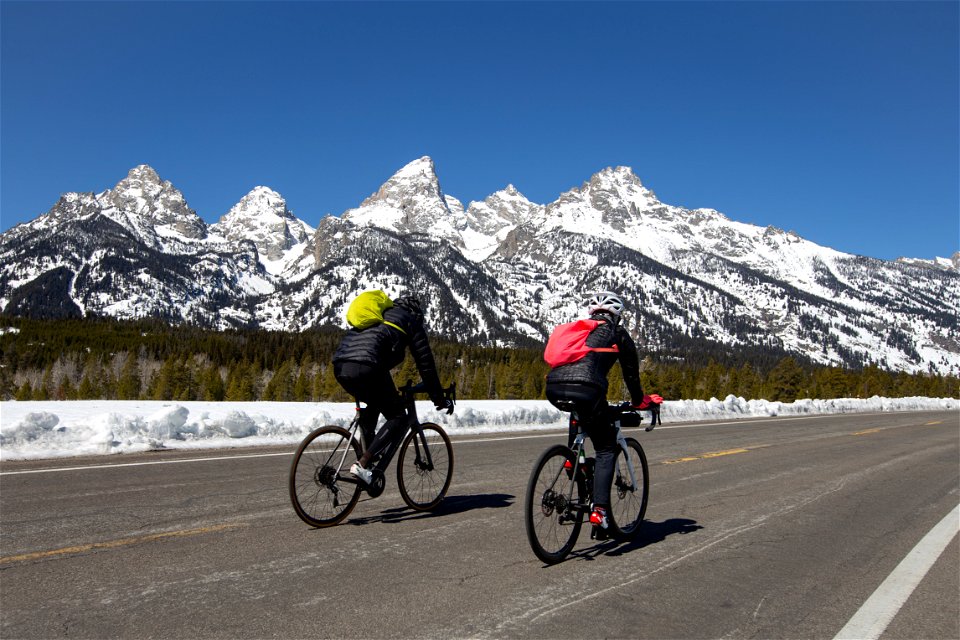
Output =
[
  {"x1": 544, "y1": 291, "x2": 645, "y2": 534},
  {"x1": 332, "y1": 292, "x2": 454, "y2": 486}
]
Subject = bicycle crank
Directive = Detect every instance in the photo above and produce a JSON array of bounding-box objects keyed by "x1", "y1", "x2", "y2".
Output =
[{"x1": 365, "y1": 469, "x2": 386, "y2": 498}]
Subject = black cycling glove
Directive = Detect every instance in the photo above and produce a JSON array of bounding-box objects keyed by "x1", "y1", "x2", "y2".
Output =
[{"x1": 435, "y1": 398, "x2": 455, "y2": 415}]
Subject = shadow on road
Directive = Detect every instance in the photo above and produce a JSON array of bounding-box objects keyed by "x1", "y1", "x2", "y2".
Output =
[
  {"x1": 569, "y1": 517, "x2": 703, "y2": 561},
  {"x1": 347, "y1": 492, "x2": 515, "y2": 525}
]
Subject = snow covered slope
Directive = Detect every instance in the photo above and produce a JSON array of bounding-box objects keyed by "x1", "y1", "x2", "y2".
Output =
[{"x1": 2, "y1": 159, "x2": 957, "y2": 375}]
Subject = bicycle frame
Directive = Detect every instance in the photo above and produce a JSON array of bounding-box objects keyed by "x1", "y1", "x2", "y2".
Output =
[
  {"x1": 335, "y1": 384, "x2": 439, "y2": 487},
  {"x1": 563, "y1": 409, "x2": 640, "y2": 506}
]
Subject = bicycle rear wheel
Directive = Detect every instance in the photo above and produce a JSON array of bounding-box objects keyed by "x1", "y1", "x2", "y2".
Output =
[
  {"x1": 524, "y1": 445, "x2": 585, "y2": 564},
  {"x1": 607, "y1": 437, "x2": 648, "y2": 540},
  {"x1": 289, "y1": 426, "x2": 363, "y2": 527},
  {"x1": 397, "y1": 422, "x2": 454, "y2": 511}
]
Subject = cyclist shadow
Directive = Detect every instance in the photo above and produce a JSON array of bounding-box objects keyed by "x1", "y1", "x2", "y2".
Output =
[
  {"x1": 571, "y1": 518, "x2": 703, "y2": 561},
  {"x1": 347, "y1": 493, "x2": 515, "y2": 526}
]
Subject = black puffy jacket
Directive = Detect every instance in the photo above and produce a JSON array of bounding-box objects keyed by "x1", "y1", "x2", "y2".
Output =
[
  {"x1": 545, "y1": 313, "x2": 644, "y2": 404},
  {"x1": 333, "y1": 304, "x2": 444, "y2": 404}
]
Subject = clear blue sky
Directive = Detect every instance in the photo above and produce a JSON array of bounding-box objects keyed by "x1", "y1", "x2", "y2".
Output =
[{"x1": 2, "y1": 1, "x2": 957, "y2": 261}]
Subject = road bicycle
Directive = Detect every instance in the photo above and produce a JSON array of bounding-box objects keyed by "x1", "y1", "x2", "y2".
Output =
[
  {"x1": 524, "y1": 403, "x2": 653, "y2": 564},
  {"x1": 289, "y1": 381, "x2": 455, "y2": 527}
]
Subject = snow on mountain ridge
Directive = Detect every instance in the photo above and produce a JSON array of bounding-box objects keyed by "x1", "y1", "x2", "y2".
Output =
[
  {"x1": 97, "y1": 164, "x2": 208, "y2": 244},
  {"x1": 461, "y1": 185, "x2": 543, "y2": 261},
  {"x1": 344, "y1": 156, "x2": 455, "y2": 233},
  {"x1": 210, "y1": 186, "x2": 314, "y2": 271},
  {"x1": 2, "y1": 157, "x2": 957, "y2": 376}
]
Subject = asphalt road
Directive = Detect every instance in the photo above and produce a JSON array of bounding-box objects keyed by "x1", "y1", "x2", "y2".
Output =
[{"x1": 1, "y1": 410, "x2": 957, "y2": 639}]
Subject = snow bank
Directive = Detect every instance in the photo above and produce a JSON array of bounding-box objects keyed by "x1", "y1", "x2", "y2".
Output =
[{"x1": 0, "y1": 396, "x2": 956, "y2": 461}]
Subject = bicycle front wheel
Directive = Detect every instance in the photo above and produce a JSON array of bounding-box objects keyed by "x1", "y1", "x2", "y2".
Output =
[
  {"x1": 397, "y1": 422, "x2": 454, "y2": 511},
  {"x1": 524, "y1": 445, "x2": 585, "y2": 564},
  {"x1": 289, "y1": 425, "x2": 363, "y2": 527},
  {"x1": 607, "y1": 437, "x2": 649, "y2": 540}
]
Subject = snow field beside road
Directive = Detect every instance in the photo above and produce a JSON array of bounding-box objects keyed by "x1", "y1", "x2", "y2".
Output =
[{"x1": 1, "y1": 395, "x2": 956, "y2": 461}]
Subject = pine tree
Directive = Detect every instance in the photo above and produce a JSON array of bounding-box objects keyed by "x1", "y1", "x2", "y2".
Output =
[
  {"x1": 293, "y1": 365, "x2": 312, "y2": 401},
  {"x1": 201, "y1": 363, "x2": 225, "y2": 401},
  {"x1": 0, "y1": 365, "x2": 13, "y2": 400},
  {"x1": 225, "y1": 360, "x2": 256, "y2": 401},
  {"x1": 36, "y1": 365, "x2": 54, "y2": 400},
  {"x1": 56, "y1": 375, "x2": 76, "y2": 400},
  {"x1": 657, "y1": 367, "x2": 685, "y2": 401},
  {"x1": 766, "y1": 357, "x2": 806, "y2": 402},
  {"x1": 467, "y1": 365, "x2": 488, "y2": 399},
  {"x1": 116, "y1": 352, "x2": 141, "y2": 400},
  {"x1": 77, "y1": 374, "x2": 98, "y2": 400},
  {"x1": 150, "y1": 355, "x2": 178, "y2": 400},
  {"x1": 264, "y1": 358, "x2": 296, "y2": 401},
  {"x1": 15, "y1": 380, "x2": 33, "y2": 401}
]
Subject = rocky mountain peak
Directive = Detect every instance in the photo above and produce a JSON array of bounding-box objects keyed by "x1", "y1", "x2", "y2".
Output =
[
  {"x1": 472, "y1": 184, "x2": 539, "y2": 221},
  {"x1": 100, "y1": 165, "x2": 206, "y2": 240},
  {"x1": 2, "y1": 158, "x2": 958, "y2": 376},
  {"x1": 212, "y1": 186, "x2": 312, "y2": 264},
  {"x1": 126, "y1": 164, "x2": 162, "y2": 184},
  {"x1": 360, "y1": 156, "x2": 445, "y2": 208},
  {"x1": 343, "y1": 156, "x2": 456, "y2": 236},
  {"x1": 587, "y1": 166, "x2": 658, "y2": 202},
  {"x1": 231, "y1": 186, "x2": 291, "y2": 220}
]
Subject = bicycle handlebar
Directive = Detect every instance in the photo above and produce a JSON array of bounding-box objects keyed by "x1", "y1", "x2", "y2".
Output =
[
  {"x1": 399, "y1": 380, "x2": 457, "y2": 403},
  {"x1": 609, "y1": 401, "x2": 661, "y2": 431}
]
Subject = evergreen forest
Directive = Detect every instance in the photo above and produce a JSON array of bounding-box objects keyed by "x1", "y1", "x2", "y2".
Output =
[{"x1": 1, "y1": 317, "x2": 957, "y2": 404}]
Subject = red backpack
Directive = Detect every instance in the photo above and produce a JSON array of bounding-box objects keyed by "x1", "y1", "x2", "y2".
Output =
[{"x1": 544, "y1": 319, "x2": 619, "y2": 368}]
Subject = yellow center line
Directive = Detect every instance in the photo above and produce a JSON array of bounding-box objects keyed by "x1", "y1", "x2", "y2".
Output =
[
  {"x1": 663, "y1": 448, "x2": 751, "y2": 464},
  {"x1": 854, "y1": 428, "x2": 881, "y2": 436},
  {"x1": 924, "y1": 420, "x2": 944, "y2": 426},
  {"x1": 0, "y1": 523, "x2": 242, "y2": 565},
  {"x1": 701, "y1": 448, "x2": 750, "y2": 458}
]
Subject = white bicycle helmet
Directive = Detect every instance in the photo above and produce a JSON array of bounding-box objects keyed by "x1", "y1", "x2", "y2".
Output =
[{"x1": 585, "y1": 291, "x2": 625, "y2": 318}]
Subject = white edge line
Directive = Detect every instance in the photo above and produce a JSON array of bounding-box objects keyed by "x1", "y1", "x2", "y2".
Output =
[
  {"x1": 0, "y1": 451, "x2": 295, "y2": 475},
  {"x1": 0, "y1": 412, "x2": 915, "y2": 476},
  {"x1": 834, "y1": 503, "x2": 960, "y2": 640}
]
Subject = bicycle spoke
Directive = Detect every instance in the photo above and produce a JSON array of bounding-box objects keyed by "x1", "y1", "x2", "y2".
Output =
[
  {"x1": 398, "y1": 424, "x2": 453, "y2": 511},
  {"x1": 289, "y1": 426, "x2": 362, "y2": 527},
  {"x1": 525, "y1": 446, "x2": 583, "y2": 564},
  {"x1": 607, "y1": 438, "x2": 648, "y2": 540}
]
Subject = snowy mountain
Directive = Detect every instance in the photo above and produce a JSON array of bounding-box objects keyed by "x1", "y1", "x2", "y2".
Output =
[
  {"x1": 209, "y1": 186, "x2": 314, "y2": 275},
  {"x1": 2, "y1": 158, "x2": 958, "y2": 376}
]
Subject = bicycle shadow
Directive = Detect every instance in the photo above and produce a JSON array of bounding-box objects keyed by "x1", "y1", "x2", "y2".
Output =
[
  {"x1": 569, "y1": 517, "x2": 703, "y2": 561},
  {"x1": 347, "y1": 492, "x2": 515, "y2": 526}
]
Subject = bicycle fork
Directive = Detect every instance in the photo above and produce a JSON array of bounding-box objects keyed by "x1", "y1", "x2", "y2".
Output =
[
  {"x1": 614, "y1": 423, "x2": 638, "y2": 493},
  {"x1": 410, "y1": 425, "x2": 435, "y2": 471}
]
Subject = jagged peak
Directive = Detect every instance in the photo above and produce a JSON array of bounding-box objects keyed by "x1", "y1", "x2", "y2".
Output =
[
  {"x1": 594, "y1": 165, "x2": 641, "y2": 183},
  {"x1": 99, "y1": 163, "x2": 205, "y2": 240},
  {"x1": 111, "y1": 164, "x2": 175, "y2": 197},
  {"x1": 487, "y1": 183, "x2": 531, "y2": 202},
  {"x1": 232, "y1": 186, "x2": 288, "y2": 214},
  {"x1": 355, "y1": 156, "x2": 448, "y2": 214},
  {"x1": 588, "y1": 165, "x2": 656, "y2": 198},
  {"x1": 125, "y1": 164, "x2": 162, "y2": 184},
  {"x1": 214, "y1": 186, "x2": 303, "y2": 232},
  {"x1": 392, "y1": 155, "x2": 437, "y2": 181},
  {"x1": 245, "y1": 185, "x2": 282, "y2": 198}
]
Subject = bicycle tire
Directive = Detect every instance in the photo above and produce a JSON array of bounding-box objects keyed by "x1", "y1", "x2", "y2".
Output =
[
  {"x1": 289, "y1": 425, "x2": 363, "y2": 527},
  {"x1": 524, "y1": 445, "x2": 585, "y2": 564},
  {"x1": 606, "y1": 437, "x2": 649, "y2": 540},
  {"x1": 397, "y1": 422, "x2": 454, "y2": 511}
]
